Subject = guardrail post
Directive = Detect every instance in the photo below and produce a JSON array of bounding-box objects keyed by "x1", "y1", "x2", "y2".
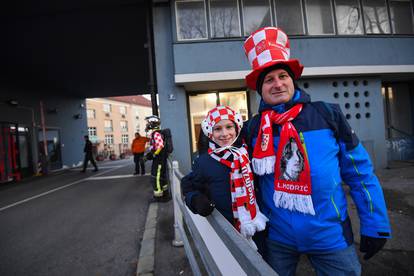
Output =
[{"x1": 171, "y1": 160, "x2": 184, "y2": 247}]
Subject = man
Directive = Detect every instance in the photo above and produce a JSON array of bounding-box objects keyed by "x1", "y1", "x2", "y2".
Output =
[
  {"x1": 243, "y1": 27, "x2": 390, "y2": 275},
  {"x1": 81, "y1": 135, "x2": 98, "y2": 172},
  {"x1": 145, "y1": 115, "x2": 169, "y2": 200},
  {"x1": 131, "y1": 132, "x2": 149, "y2": 175}
]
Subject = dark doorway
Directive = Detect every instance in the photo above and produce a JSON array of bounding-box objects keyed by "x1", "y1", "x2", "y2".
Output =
[
  {"x1": 383, "y1": 81, "x2": 414, "y2": 161},
  {"x1": 38, "y1": 128, "x2": 62, "y2": 171}
]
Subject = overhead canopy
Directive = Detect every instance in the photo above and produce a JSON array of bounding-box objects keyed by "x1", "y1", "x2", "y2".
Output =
[{"x1": 1, "y1": 0, "x2": 151, "y2": 98}]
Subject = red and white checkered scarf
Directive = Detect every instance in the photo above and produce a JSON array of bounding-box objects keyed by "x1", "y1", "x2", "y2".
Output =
[
  {"x1": 208, "y1": 141, "x2": 268, "y2": 238},
  {"x1": 252, "y1": 104, "x2": 315, "y2": 215}
]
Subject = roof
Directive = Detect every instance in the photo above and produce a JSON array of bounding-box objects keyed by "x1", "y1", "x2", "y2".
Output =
[{"x1": 107, "y1": 95, "x2": 152, "y2": 108}]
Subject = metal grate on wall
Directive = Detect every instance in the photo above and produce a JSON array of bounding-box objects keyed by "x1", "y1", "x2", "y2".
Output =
[{"x1": 298, "y1": 78, "x2": 373, "y2": 122}]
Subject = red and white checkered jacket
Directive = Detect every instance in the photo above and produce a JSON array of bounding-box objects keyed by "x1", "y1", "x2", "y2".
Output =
[{"x1": 150, "y1": 131, "x2": 164, "y2": 151}]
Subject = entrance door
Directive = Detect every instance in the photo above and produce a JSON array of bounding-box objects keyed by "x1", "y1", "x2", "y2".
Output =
[
  {"x1": 383, "y1": 82, "x2": 414, "y2": 161},
  {"x1": 188, "y1": 91, "x2": 249, "y2": 155},
  {"x1": 38, "y1": 128, "x2": 62, "y2": 170}
]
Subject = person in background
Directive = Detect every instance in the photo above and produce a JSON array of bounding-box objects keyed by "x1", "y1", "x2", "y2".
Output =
[
  {"x1": 81, "y1": 135, "x2": 98, "y2": 172},
  {"x1": 181, "y1": 106, "x2": 268, "y2": 247},
  {"x1": 145, "y1": 115, "x2": 169, "y2": 201},
  {"x1": 242, "y1": 27, "x2": 391, "y2": 275},
  {"x1": 131, "y1": 132, "x2": 149, "y2": 175}
]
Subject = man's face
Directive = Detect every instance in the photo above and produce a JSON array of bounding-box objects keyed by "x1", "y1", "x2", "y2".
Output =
[
  {"x1": 135, "y1": 133, "x2": 139, "y2": 138},
  {"x1": 261, "y1": 68, "x2": 295, "y2": 106}
]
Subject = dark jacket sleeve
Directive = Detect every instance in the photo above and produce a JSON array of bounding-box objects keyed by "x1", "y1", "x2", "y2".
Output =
[{"x1": 181, "y1": 158, "x2": 207, "y2": 215}]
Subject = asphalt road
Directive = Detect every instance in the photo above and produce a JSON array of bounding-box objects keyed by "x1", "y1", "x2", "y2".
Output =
[{"x1": 0, "y1": 158, "x2": 153, "y2": 276}]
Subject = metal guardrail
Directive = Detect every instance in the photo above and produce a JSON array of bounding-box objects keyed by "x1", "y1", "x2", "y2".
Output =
[{"x1": 168, "y1": 160, "x2": 278, "y2": 276}]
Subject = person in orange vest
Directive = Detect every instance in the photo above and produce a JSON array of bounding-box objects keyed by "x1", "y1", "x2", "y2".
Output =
[{"x1": 131, "y1": 132, "x2": 149, "y2": 175}]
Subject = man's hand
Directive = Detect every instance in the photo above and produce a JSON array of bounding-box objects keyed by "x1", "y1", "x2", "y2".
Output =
[
  {"x1": 360, "y1": 235, "x2": 387, "y2": 260},
  {"x1": 191, "y1": 194, "x2": 215, "y2": 217}
]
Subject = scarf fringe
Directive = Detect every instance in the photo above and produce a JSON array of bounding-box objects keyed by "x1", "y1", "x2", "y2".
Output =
[
  {"x1": 273, "y1": 190, "x2": 316, "y2": 216},
  {"x1": 238, "y1": 206, "x2": 269, "y2": 238},
  {"x1": 252, "y1": 210, "x2": 268, "y2": 231},
  {"x1": 252, "y1": 156, "x2": 275, "y2": 175}
]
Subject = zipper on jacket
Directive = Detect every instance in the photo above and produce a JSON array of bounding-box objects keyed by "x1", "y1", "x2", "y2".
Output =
[
  {"x1": 348, "y1": 153, "x2": 374, "y2": 214},
  {"x1": 331, "y1": 178, "x2": 341, "y2": 219},
  {"x1": 299, "y1": 132, "x2": 309, "y2": 161}
]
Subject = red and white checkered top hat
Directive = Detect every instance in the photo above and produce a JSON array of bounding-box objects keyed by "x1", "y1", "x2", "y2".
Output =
[
  {"x1": 243, "y1": 27, "x2": 304, "y2": 90},
  {"x1": 201, "y1": 105, "x2": 243, "y2": 138}
]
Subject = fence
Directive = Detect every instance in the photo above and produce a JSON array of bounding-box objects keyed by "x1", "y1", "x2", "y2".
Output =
[{"x1": 168, "y1": 160, "x2": 277, "y2": 276}]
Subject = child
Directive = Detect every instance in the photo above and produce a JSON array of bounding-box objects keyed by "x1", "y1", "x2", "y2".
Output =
[{"x1": 181, "y1": 105, "x2": 268, "y2": 240}]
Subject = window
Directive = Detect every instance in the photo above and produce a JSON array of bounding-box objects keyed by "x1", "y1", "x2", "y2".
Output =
[
  {"x1": 305, "y1": 0, "x2": 335, "y2": 35},
  {"x1": 242, "y1": 0, "x2": 272, "y2": 36},
  {"x1": 87, "y1": 109, "x2": 96, "y2": 119},
  {"x1": 120, "y1": 121, "x2": 128, "y2": 132},
  {"x1": 104, "y1": 120, "x2": 113, "y2": 132},
  {"x1": 176, "y1": 0, "x2": 208, "y2": 40},
  {"x1": 88, "y1": 127, "x2": 97, "y2": 136},
  {"x1": 362, "y1": 0, "x2": 391, "y2": 34},
  {"x1": 120, "y1": 106, "x2": 127, "y2": 115},
  {"x1": 274, "y1": 0, "x2": 305, "y2": 35},
  {"x1": 104, "y1": 134, "x2": 114, "y2": 145},
  {"x1": 209, "y1": 0, "x2": 241, "y2": 38},
  {"x1": 389, "y1": 0, "x2": 414, "y2": 34},
  {"x1": 121, "y1": 134, "x2": 129, "y2": 144},
  {"x1": 103, "y1": 103, "x2": 111, "y2": 113},
  {"x1": 335, "y1": 0, "x2": 364, "y2": 35}
]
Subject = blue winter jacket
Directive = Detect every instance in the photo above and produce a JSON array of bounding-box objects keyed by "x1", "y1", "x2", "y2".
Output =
[
  {"x1": 181, "y1": 153, "x2": 234, "y2": 223},
  {"x1": 247, "y1": 90, "x2": 391, "y2": 252}
]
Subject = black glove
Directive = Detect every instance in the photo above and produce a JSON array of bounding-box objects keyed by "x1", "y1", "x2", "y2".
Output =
[
  {"x1": 145, "y1": 152, "x2": 154, "y2": 160},
  {"x1": 359, "y1": 235, "x2": 387, "y2": 260},
  {"x1": 191, "y1": 194, "x2": 215, "y2": 217}
]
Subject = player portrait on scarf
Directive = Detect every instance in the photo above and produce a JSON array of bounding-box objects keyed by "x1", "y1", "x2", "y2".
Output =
[{"x1": 181, "y1": 105, "x2": 268, "y2": 247}]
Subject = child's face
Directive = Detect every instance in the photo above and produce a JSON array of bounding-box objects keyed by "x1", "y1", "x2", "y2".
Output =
[{"x1": 211, "y1": 119, "x2": 236, "y2": 147}]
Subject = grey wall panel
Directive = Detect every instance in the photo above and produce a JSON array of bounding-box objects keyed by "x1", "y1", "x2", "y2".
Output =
[
  {"x1": 173, "y1": 37, "x2": 414, "y2": 74},
  {"x1": 40, "y1": 97, "x2": 88, "y2": 168},
  {"x1": 297, "y1": 77, "x2": 387, "y2": 169},
  {"x1": 153, "y1": 4, "x2": 192, "y2": 173},
  {"x1": 0, "y1": 92, "x2": 87, "y2": 170}
]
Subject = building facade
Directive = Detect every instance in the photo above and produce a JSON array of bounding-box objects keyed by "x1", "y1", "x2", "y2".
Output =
[
  {"x1": 86, "y1": 96, "x2": 152, "y2": 157},
  {"x1": 153, "y1": 0, "x2": 414, "y2": 173}
]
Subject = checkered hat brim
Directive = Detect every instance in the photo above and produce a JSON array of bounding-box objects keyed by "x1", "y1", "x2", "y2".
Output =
[{"x1": 201, "y1": 106, "x2": 243, "y2": 137}]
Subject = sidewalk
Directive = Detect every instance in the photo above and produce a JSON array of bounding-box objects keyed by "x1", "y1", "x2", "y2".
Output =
[{"x1": 153, "y1": 160, "x2": 414, "y2": 275}]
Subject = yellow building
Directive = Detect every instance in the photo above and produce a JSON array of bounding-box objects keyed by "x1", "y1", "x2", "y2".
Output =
[{"x1": 86, "y1": 96, "x2": 152, "y2": 158}]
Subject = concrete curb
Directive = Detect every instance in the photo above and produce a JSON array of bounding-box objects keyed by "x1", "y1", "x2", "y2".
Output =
[{"x1": 136, "y1": 202, "x2": 158, "y2": 276}]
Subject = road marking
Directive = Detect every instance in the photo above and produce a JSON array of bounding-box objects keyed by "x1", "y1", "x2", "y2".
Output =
[
  {"x1": 86, "y1": 173, "x2": 151, "y2": 180},
  {"x1": 0, "y1": 166, "x2": 122, "y2": 212},
  {"x1": 70, "y1": 165, "x2": 122, "y2": 171}
]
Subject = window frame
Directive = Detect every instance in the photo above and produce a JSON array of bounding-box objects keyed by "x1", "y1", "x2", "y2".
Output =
[
  {"x1": 88, "y1": 127, "x2": 97, "y2": 136},
  {"x1": 274, "y1": 0, "x2": 307, "y2": 35},
  {"x1": 241, "y1": 0, "x2": 273, "y2": 37},
  {"x1": 103, "y1": 103, "x2": 112, "y2": 113},
  {"x1": 175, "y1": 0, "x2": 209, "y2": 41},
  {"x1": 208, "y1": 0, "x2": 242, "y2": 38},
  {"x1": 333, "y1": 0, "x2": 365, "y2": 35},
  {"x1": 304, "y1": 0, "x2": 336, "y2": 35},
  {"x1": 388, "y1": 0, "x2": 414, "y2": 34},
  {"x1": 361, "y1": 0, "x2": 391, "y2": 35}
]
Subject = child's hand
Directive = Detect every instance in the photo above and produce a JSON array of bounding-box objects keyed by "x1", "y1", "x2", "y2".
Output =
[{"x1": 191, "y1": 194, "x2": 215, "y2": 217}]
